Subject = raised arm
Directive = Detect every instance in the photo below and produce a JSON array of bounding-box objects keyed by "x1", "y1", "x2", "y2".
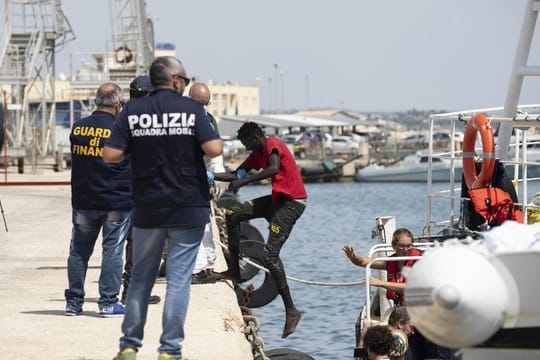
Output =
[{"x1": 342, "y1": 244, "x2": 386, "y2": 270}]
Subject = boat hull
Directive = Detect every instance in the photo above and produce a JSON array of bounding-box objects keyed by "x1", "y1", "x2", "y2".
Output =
[{"x1": 355, "y1": 164, "x2": 463, "y2": 182}]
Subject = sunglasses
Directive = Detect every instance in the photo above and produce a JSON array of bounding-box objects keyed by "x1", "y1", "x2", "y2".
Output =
[
  {"x1": 395, "y1": 244, "x2": 413, "y2": 250},
  {"x1": 172, "y1": 74, "x2": 191, "y2": 86}
]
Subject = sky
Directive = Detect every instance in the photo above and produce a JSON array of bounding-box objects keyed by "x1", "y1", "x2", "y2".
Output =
[{"x1": 3, "y1": 0, "x2": 540, "y2": 112}]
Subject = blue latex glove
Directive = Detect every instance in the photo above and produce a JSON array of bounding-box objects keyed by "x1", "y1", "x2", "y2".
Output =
[
  {"x1": 206, "y1": 170, "x2": 215, "y2": 184},
  {"x1": 236, "y1": 168, "x2": 247, "y2": 180}
]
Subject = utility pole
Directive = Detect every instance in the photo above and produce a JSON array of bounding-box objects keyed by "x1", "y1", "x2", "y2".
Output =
[
  {"x1": 273, "y1": 63, "x2": 279, "y2": 112},
  {"x1": 305, "y1": 74, "x2": 310, "y2": 109},
  {"x1": 280, "y1": 71, "x2": 285, "y2": 112},
  {"x1": 267, "y1": 77, "x2": 273, "y2": 113}
]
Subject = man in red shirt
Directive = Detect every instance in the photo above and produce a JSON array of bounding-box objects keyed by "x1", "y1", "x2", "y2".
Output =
[{"x1": 213, "y1": 122, "x2": 307, "y2": 338}]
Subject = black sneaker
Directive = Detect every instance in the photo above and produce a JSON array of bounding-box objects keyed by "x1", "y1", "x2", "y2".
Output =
[
  {"x1": 121, "y1": 294, "x2": 161, "y2": 305},
  {"x1": 191, "y1": 270, "x2": 217, "y2": 285}
]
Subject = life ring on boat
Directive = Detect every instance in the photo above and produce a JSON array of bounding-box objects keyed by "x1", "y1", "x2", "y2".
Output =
[
  {"x1": 234, "y1": 239, "x2": 280, "y2": 308},
  {"x1": 115, "y1": 46, "x2": 133, "y2": 64},
  {"x1": 462, "y1": 113, "x2": 496, "y2": 189}
]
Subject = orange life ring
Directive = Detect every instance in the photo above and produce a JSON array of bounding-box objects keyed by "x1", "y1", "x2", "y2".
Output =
[{"x1": 462, "y1": 113, "x2": 496, "y2": 189}]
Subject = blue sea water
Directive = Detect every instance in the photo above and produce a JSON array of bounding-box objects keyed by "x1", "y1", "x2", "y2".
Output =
[{"x1": 235, "y1": 181, "x2": 540, "y2": 360}]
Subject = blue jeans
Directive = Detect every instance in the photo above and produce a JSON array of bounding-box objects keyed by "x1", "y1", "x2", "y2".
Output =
[
  {"x1": 65, "y1": 209, "x2": 131, "y2": 309},
  {"x1": 120, "y1": 225, "x2": 204, "y2": 356}
]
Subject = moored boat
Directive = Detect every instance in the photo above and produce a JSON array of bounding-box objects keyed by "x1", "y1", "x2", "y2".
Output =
[{"x1": 355, "y1": 152, "x2": 463, "y2": 183}]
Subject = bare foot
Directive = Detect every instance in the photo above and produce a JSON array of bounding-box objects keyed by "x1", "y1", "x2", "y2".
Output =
[
  {"x1": 213, "y1": 270, "x2": 240, "y2": 282},
  {"x1": 281, "y1": 308, "x2": 302, "y2": 338}
]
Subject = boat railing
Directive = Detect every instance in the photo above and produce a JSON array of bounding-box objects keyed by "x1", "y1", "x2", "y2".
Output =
[
  {"x1": 424, "y1": 106, "x2": 540, "y2": 235},
  {"x1": 364, "y1": 255, "x2": 423, "y2": 322}
]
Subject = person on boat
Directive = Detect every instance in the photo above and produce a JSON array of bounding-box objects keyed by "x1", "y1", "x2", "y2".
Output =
[
  {"x1": 344, "y1": 231, "x2": 453, "y2": 360},
  {"x1": 342, "y1": 228, "x2": 421, "y2": 305},
  {"x1": 388, "y1": 306, "x2": 413, "y2": 336},
  {"x1": 388, "y1": 307, "x2": 412, "y2": 360},
  {"x1": 363, "y1": 325, "x2": 394, "y2": 360},
  {"x1": 211, "y1": 121, "x2": 308, "y2": 339}
]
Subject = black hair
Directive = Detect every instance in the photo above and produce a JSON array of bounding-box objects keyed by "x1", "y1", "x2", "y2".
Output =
[
  {"x1": 130, "y1": 75, "x2": 152, "y2": 99},
  {"x1": 237, "y1": 121, "x2": 264, "y2": 142},
  {"x1": 363, "y1": 325, "x2": 394, "y2": 356},
  {"x1": 388, "y1": 307, "x2": 410, "y2": 327}
]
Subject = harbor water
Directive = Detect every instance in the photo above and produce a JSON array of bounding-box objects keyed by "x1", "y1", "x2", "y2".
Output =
[{"x1": 235, "y1": 181, "x2": 540, "y2": 360}]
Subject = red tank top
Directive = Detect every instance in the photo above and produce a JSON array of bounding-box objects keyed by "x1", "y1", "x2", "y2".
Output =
[{"x1": 243, "y1": 136, "x2": 307, "y2": 203}]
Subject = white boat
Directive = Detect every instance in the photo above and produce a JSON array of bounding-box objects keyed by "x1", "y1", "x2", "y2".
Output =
[
  {"x1": 355, "y1": 1, "x2": 540, "y2": 359},
  {"x1": 355, "y1": 152, "x2": 463, "y2": 182}
]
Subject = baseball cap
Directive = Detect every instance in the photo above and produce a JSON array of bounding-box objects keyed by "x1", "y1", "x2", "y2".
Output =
[{"x1": 130, "y1": 75, "x2": 153, "y2": 98}]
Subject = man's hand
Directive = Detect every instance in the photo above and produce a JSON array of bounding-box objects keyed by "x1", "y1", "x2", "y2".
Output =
[
  {"x1": 360, "y1": 276, "x2": 381, "y2": 287},
  {"x1": 228, "y1": 179, "x2": 242, "y2": 192}
]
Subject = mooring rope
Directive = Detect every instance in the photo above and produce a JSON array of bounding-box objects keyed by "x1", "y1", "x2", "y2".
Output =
[{"x1": 214, "y1": 236, "x2": 363, "y2": 286}]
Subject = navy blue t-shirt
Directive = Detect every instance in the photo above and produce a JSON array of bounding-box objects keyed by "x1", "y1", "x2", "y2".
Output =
[
  {"x1": 106, "y1": 88, "x2": 220, "y2": 228},
  {"x1": 70, "y1": 110, "x2": 132, "y2": 210}
]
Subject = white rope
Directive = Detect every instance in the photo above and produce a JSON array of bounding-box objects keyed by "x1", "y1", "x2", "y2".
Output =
[{"x1": 215, "y1": 238, "x2": 363, "y2": 287}]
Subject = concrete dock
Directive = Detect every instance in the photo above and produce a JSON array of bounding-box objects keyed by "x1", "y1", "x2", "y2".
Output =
[{"x1": 0, "y1": 169, "x2": 253, "y2": 360}]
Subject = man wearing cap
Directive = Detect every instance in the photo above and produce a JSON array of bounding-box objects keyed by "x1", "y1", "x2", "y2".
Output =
[{"x1": 104, "y1": 56, "x2": 222, "y2": 360}]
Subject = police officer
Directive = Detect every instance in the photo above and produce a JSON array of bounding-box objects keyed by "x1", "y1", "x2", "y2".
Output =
[
  {"x1": 65, "y1": 82, "x2": 131, "y2": 318},
  {"x1": 104, "y1": 57, "x2": 222, "y2": 360}
]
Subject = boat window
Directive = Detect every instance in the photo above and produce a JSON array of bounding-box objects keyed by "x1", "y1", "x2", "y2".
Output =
[{"x1": 419, "y1": 156, "x2": 442, "y2": 163}]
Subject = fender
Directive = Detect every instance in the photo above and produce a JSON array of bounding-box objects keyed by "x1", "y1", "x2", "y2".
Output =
[
  {"x1": 234, "y1": 239, "x2": 280, "y2": 308},
  {"x1": 237, "y1": 222, "x2": 265, "y2": 282}
]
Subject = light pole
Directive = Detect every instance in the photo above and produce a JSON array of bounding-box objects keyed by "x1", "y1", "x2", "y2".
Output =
[
  {"x1": 280, "y1": 71, "x2": 285, "y2": 112},
  {"x1": 255, "y1": 76, "x2": 262, "y2": 113},
  {"x1": 305, "y1": 74, "x2": 310, "y2": 109},
  {"x1": 273, "y1": 63, "x2": 279, "y2": 113},
  {"x1": 267, "y1": 77, "x2": 273, "y2": 113}
]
